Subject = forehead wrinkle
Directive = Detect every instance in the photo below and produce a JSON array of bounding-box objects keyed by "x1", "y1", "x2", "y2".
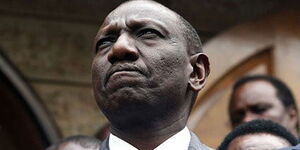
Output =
[
  {"x1": 96, "y1": 15, "x2": 173, "y2": 42},
  {"x1": 95, "y1": 19, "x2": 125, "y2": 41},
  {"x1": 126, "y1": 17, "x2": 170, "y2": 35},
  {"x1": 112, "y1": 0, "x2": 179, "y2": 25}
]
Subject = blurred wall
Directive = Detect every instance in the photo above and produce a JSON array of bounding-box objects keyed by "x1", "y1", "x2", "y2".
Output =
[{"x1": 0, "y1": 1, "x2": 110, "y2": 138}]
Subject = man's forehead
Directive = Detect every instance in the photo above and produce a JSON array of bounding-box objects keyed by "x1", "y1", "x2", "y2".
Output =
[
  {"x1": 240, "y1": 80, "x2": 275, "y2": 92},
  {"x1": 237, "y1": 133, "x2": 290, "y2": 148},
  {"x1": 234, "y1": 81, "x2": 276, "y2": 98},
  {"x1": 103, "y1": 1, "x2": 178, "y2": 26}
]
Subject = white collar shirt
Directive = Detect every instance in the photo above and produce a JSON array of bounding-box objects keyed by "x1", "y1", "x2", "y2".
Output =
[{"x1": 109, "y1": 126, "x2": 191, "y2": 150}]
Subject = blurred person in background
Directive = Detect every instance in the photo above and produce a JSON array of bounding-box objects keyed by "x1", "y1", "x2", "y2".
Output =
[
  {"x1": 218, "y1": 119, "x2": 298, "y2": 150},
  {"x1": 46, "y1": 135, "x2": 101, "y2": 150},
  {"x1": 228, "y1": 75, "x2": 299, "y2": 138}
]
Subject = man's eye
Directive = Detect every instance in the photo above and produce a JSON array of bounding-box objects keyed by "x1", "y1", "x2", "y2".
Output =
[
  {"x1": 137, "y1": 29, "x2": 163, "y2": 39},
  {"x1": 251, "y1": 105, "x2": 270, "y2": 114},
  {"x1": 96, "y1": 37, "x2": 115, "y2": 52}
]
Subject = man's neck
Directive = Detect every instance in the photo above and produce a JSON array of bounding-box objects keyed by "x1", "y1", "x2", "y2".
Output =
[{"x1": 110, "y1": 118, "x2": 187, "y2": 150}]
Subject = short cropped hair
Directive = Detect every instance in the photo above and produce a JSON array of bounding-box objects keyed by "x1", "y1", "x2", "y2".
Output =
[
  {"x1": 176, "y1": 13, "x2": 203, "y2": 108},
  {"x1": 177, "y1": 15, "x2": 203, "y2": 55},
  {"x1": 46, "y1": 135, "x2": 100, "y2": 150},
  {"x1": 218, "y1": 120, "x2": 298, "y2": 150}
]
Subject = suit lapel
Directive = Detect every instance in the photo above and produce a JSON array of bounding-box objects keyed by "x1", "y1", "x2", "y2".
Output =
[{"x1": 99, "y1": 136, "x2": 110, "y2": 150}]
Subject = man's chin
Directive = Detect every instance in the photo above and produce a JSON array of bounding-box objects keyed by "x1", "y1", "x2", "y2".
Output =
[
  {"x1": 98, "y1": 88, "x2": 149, "y2": 110},
  {"x1": 102, "y1": 102, "x2": 164, "y2": 132}
]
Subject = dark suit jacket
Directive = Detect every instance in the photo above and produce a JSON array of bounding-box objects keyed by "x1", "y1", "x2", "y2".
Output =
[{"x1": 99, "y1": 131, "x2": 212, "y2": 150}]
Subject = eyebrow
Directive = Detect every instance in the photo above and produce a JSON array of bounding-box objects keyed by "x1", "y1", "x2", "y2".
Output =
[
  {"x1": 96, "y1": 24, "x2": 120, "y2": 39},
  {"x1": 127, "y1": 18, "x2": 169, "y2": 35},
  {"x1": 96, "y1": 17, "x2": 170, "y2": 40}
]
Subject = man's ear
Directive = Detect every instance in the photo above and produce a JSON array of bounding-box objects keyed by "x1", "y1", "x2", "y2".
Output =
[
  {"x1": 189, "y1": 53, "x2": 210, "y2": 91},
  {"x1": 287, "y1": 106, "x2": 299, "y2": 130}
]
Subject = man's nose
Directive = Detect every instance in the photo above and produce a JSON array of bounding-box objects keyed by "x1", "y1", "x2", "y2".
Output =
[
  {"x1": 107, "y1": 34, "x2": 139, "y2": 64},
  {"x1": 243, "y1": 112, "x2": 258, "y2": 123}
]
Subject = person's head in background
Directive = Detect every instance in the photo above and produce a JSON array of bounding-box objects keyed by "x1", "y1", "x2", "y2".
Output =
[
  {"x1": 46, "y1": 135, "x2": 101, "y2": 150},
  {"x1": 229, "y1": 75, "x2": 299, "y2": 138},
  {"x1": 218, "y1": 119, "x2": 298, "y2": 150}
]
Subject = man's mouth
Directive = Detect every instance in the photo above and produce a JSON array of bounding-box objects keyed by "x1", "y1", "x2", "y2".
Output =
[{"x1": 105, "y1": 64, "x2": 145, "y2": 85}]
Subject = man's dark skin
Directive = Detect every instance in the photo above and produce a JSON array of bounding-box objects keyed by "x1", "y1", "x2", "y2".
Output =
[{"x1": 92, "y1": 1, "x2": 210, "y2": 150}]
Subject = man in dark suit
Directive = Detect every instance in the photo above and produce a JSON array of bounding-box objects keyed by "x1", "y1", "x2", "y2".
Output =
[{"x1": 92, "y1": 0, "x2": 211, "y2": 149}]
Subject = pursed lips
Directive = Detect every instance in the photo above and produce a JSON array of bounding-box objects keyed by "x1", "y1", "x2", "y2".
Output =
[{"x1": 105, "y1": 64, "x2": 145, "y2": 85}]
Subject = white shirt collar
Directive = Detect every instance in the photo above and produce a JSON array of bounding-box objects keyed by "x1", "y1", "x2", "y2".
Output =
[{"x1": 109, "y1": 126, "x2": 191, "y2": 150}]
